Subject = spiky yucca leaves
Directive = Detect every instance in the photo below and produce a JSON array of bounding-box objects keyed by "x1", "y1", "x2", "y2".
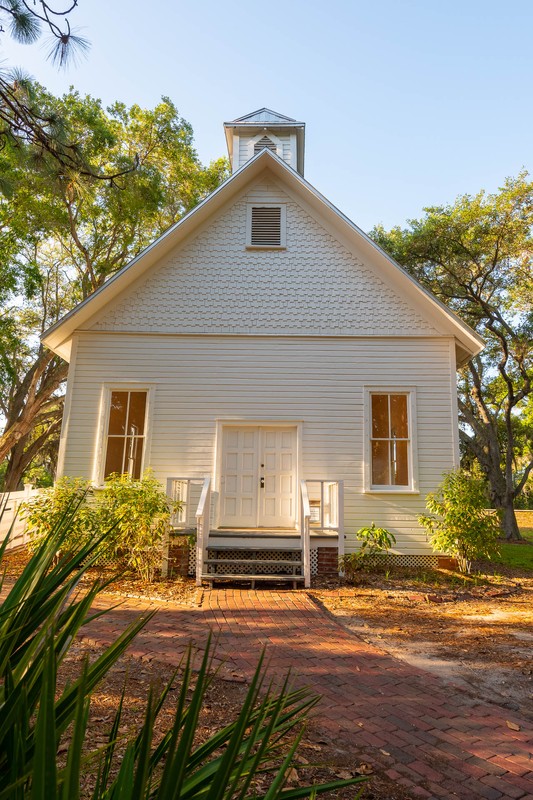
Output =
[
  {"x1": 0, "y1": 506, "x2": 367, "y2": 799},
  {"x1": 59, "y1": 643, "x2": 365, "y2": 800},
  {"x1": 0, "y1": 500, "x2": 154, "y2": 798}
]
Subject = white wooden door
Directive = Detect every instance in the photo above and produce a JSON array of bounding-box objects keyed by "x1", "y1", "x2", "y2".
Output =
[
  {"x1": 259, "y1": 428, "x2": 296, "y2": 528},
  {"x1": 220, "y1": 426, "x2": 296, "y2": 528},
  {"x1": 220, "y1": 428, "x2": 259, "y2": 527}
]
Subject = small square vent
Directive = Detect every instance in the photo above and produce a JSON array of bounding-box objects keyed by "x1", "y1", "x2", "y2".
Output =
[{"x1": 250, "y1": 206, "x2": 282, "y2": 246}]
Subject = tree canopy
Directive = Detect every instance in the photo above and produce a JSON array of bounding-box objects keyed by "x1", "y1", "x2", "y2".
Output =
[
  {"x1": 372, "y1": 174, "x2": 533, "y2": 539},
  {"x1": 0, "y1": 85, "x2": 229, "y2": 489},
  {"x1": 0, "y1": 2, "x2": 137, "y2": 180}
]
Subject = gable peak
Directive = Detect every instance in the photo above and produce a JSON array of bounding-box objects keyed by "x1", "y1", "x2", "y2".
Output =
[{"x1": 224, "y1": 107, "x2": 305, "y2": 176}]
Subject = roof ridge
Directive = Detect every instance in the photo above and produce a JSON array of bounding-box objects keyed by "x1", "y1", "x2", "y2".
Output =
[{"x1": 229, "y1": 108, "x2": 299, "y2": 124}]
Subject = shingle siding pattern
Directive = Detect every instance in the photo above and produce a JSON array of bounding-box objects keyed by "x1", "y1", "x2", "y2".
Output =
[{"x1": 90, "y1": 182, "x2": 438, "y2": 336}]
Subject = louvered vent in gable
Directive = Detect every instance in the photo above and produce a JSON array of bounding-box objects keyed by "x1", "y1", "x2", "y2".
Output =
[
  {"x1": 251, "y1": 207, "x2": 280, "y2": 245},
  {"x1": 246, "y1": 204, "x2": 286, "y2": 248},
  {"x1": 254, "y1": 136, "x2": 277, "y2": 155}
]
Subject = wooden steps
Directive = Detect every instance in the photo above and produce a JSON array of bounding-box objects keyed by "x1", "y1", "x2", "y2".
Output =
[
  {"x1": 203, "y1": 543, "x2": 303, "y2": 588},
  {"x1": 202, "y1": 573, "x2": 305, "y2": 589},
  {"x1": 205, "y1": 558, "x2": 302, "y2": 567}
]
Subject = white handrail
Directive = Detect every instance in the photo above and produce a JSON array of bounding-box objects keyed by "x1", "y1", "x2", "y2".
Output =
[
  {"x1": 337, "y1": 480, "x2": 345, "y2": 559},
  {"x1": 300, "y1": 479, "x2": 311, "y2": 588},
  {"x1": 195, "y1": 477, "x2": 211, "y2": 586}
]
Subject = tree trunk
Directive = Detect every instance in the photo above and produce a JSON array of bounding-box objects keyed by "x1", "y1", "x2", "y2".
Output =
[
  {"x1": 0, "y1": 351, "x2": 67, "y2": 464},
  {"x1": 3, "y1": 437, "x2": 29, "y2": 492},
  {"x1": 1, "y1": 415, "x2": 63, "y2": 492},
  {"x1": 495, "y1": 497, "x2": 522, "y2": 541}
]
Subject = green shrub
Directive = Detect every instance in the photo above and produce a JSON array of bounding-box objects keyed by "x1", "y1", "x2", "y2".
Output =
[
  {"x1": 23, "y1": 476, "x2": 100, "y2": 552},
  {"x1": 98, "y1": 471, "x2": 174, "y2": 580},
  {"x1": 418, "y1": 469, "x2": 500, "y2": 572},
  {"x1": 0, "y1": 507, "x2": 367, "y2": 798},
  {"x1": 22, "y1": 471, "x2": 177, "y2": 579},
  {"x1": 341, "y1": 522, "x2": 396, "y2": 580}
]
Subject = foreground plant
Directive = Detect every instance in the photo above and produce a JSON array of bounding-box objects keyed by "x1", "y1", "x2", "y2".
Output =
[
  {"x1": 0, "y1": 508, "x2": 367, "y2": 798},
  {"x1": 341, "y1": 523, "x2": 396, "y2": 580},
  {"x1": 0, "y1": 499, "x2": 151, "y2": 798},
  {"x1": 22, "y1": 471, "x2": 177, "y2": 579},
  {"x1": 418, "y1": 469, "x2": 501, "y2": 572}
]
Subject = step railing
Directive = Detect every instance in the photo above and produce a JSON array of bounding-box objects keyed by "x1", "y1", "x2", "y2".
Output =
[
  {"x1": 300, "y1": 480, "x2": 311, "y2": 587},
  {"x1": 300, "y1": 479, "x2": 345, "y2": 586},
  {"x1": 195, "y1": 477, "x2": 211, "y2": 586},
  {"x1": 166, "y1": 477, "x2": 206, "y2": 530}
]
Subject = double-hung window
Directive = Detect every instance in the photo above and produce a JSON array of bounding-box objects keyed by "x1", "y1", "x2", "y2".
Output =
[
  {"x1": 103, "y1": 390, "x2": 147, "y2": 480},
  {"x1": 367, "y1": 390, "x2": 416, "y2": 491}
]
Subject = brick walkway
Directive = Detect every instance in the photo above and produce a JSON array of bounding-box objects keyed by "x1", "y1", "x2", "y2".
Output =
[{"x1": 84, "y1": 588, "x2": 533, "y2": 800}]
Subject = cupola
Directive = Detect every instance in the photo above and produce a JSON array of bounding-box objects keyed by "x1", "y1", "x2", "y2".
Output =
[{"x1": 224, "y1": 108, "x2": 305, "y2": 176}]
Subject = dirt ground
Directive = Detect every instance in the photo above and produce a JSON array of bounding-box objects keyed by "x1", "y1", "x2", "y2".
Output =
[{"x1": 311, "y1": 558, "x2": 533, "y2": 719}]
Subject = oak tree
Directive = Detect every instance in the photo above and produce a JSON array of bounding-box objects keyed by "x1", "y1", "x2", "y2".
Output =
[
  {"x1": 372, "y1": 175, "x2": 533, "y2": 540},
  {"x1": 0, "y1": 87, "x2": 228, "y2": 489}
]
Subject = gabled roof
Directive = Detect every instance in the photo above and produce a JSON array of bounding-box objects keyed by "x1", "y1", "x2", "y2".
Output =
[
  {"x1": 42, "y1": 148, "x2": 484, "y2": 365},
  {"x1": 228, "y1": 108, "x2": 303, "y2": 125}
]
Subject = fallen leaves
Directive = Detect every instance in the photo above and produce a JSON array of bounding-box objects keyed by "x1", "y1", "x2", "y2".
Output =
[{"x1": 355, "y1": 762, "x2": 374, "y2": 775}]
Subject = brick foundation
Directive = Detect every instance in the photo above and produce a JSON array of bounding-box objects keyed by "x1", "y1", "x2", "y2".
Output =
[
  {"x1": 437, "y1": 556, "x2": 459, "y2": 570},
  {"x1": 317, "y1": 546, "x2": 339, "y2": 575},
  {"x1": 167, "y1": 538, "x2": 190, "y2": 578}
]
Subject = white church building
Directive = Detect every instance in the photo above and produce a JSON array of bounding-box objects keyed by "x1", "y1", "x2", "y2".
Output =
[{"x1": 43, "y1": 108, "x2": 483, "y2": 586}]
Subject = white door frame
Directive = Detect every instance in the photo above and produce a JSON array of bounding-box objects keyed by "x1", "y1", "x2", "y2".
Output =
[{"x1": 214, "y1": 419, "x2": 302, "y2": 529}]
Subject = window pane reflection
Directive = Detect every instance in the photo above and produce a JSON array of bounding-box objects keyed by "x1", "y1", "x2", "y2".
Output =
[
  {"x1": 390, "y1": 395, "x2": 408, "y2": 438},
  {"x1": 108, "y1": 392, "x2": 128, "y2": 435},
  {"x1": 370, "y1": 393, "x2": 410, "y2": 487},
  {"x1": 371, "y1": 394, "x2": 389, "y2": 438},
  {"x1": 391, "y1": 440, "x2": 409, "y2": 485},
  {"x1": 372, "y1": 440, "x2": 390, "y2": 485},
  {"x1": 104, "y1": 390, "x2": 147, "y2": 480}
]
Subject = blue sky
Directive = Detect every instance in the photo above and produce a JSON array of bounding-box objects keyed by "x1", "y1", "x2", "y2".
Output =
[{"x1": 1, "y1": 0, "x2": 532, "y2": 231}]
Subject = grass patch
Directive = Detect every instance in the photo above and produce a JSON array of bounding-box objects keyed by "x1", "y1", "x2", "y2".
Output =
[{"x1": 492, "y1": 527, "x2": 533, "y2": 571}]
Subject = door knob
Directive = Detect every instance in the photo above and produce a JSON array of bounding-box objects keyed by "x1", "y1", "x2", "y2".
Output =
[{"x1": 260, "y1": 477, "x2": 265, "y2": 489}]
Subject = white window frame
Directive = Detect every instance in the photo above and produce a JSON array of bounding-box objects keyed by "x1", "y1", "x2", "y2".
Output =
[
  {"x1": 363, "y1": 386, "x2": 419, "y2": 494},
  {"x1": 246, "y1": 203, "x2": 287, "y2": 249},
  {"x1": 93, "y1": 384, "x2": 155, "y2": 486}
]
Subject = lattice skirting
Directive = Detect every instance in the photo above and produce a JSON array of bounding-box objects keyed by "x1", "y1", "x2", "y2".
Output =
[
  {"x1": 205, "y1": 549, "x2": 302, "y2": 576},
  {"x1": 187, "y1": 549, "x2": 442, "y2": 577},
  {"x1": 359, "y1": 553, "x2": 440, "y2": 569},
  {"x1": 83, "y1": 548, "x2": 121, "y2": 568},
  {"x1": 188, "y1": 545, "x2": 196, "y2": 576},
  {"x1": 188, "y1": 549, "x2": 320, "y2": 576}
]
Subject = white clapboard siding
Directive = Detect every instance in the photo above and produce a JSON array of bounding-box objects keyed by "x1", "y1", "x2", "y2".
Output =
[{"x1": 60, "y1": 334, "x2": 457, "y2": 554}]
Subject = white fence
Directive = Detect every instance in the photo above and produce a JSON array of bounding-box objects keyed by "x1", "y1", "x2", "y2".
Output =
[{"x1": 0, "y1": 485, "x2": 40, "y2": 550}]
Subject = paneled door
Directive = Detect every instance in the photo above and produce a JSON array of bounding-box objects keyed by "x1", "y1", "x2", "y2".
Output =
[{"x1": 220, "y1": 426, "x2": 297, "y2": 528}]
